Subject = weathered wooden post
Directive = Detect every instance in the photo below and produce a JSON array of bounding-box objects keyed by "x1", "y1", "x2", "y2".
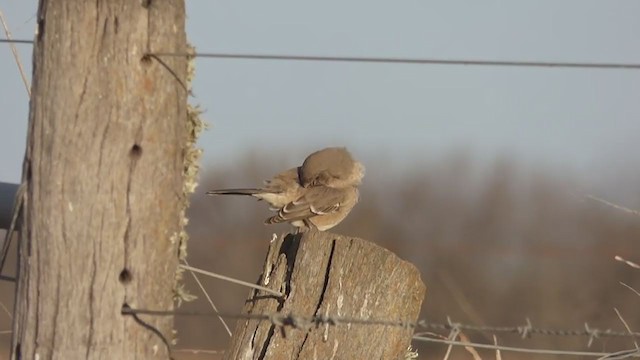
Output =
[
  {"x1": 10, "y1": 1, "x2": 189, "y2": 358},
  {"x1": 225, "y1": 231, "x2": 426, "y2": 359}
]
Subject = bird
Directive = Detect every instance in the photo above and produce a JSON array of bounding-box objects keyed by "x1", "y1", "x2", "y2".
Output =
[
  {"x1": 206, "y1": 147, "x2": 364, "y2": 232},
  {"x1": 299, "y1": 147, "x2": 364, "y2": 188}
]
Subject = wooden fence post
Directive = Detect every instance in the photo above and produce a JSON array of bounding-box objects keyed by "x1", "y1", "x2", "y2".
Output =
[
  {"x1": 225, "y1": 231, "x2": 426, "y2": 360},
  {"x1": 11, "y1": 1, "x2": 188, "y2": 358}
]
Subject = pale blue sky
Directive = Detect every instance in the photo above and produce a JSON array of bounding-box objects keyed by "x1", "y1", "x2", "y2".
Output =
[{"x1": 1, "y1": 1, "x2": 639, "y2": 198}]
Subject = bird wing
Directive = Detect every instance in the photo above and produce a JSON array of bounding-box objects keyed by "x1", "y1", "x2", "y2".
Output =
[
  {"x1": 262, "y1": 167, "x2": 301, "y2": 193},
  {"x1": 265, "y1": 186, "x2": 350, "y2": 224},
  {"x1": 254, "y1": 167, "x2": 303, "y2": 209}
]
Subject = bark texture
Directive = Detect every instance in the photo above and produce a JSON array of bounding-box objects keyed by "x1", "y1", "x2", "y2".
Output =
[
  {"x1": 225, "y1": 231, "x2": 426, "y2": 360},
  {"x1": 12, "y1": 1, "x2": 187, "y2": 359}
]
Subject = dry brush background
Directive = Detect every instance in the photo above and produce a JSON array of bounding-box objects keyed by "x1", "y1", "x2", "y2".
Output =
[{"x1": 1, "y1": 148, "x2": 639, "y2": 359}]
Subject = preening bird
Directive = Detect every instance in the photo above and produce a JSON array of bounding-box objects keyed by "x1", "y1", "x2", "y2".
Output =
[{"x1": 206, "y1": 147, "x2": 364, "y2": 231}]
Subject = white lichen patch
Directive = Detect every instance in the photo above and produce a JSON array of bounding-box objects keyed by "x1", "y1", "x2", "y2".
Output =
[
  {"x1": 336, "y1": 272, "x2": 344, "y2": 316},
  {"x1": 172, "y1": 42, "x2": 208, "y2": 305},
  {"x1": 404, "y1": 345, "x2": 419, "y2": 359},
  {"x1": 323, "y1": 304, "x2": 331, "y2": 342},
  {"x1": 359, "y1": 292, "x2": 373, "y2": 319},
  {"x1": 173, "y1": 282, "x2": 197, "y2": 306},
  {"x1": 330, "y1": 340, "x2": 339, "y2": 360},
  {"x1": 171, "y1": 329, "x2": 178, "y2": 346}
]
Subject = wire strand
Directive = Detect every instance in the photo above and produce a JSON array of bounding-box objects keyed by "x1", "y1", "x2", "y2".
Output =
[
  {"x1": 412, "y1": 336, "x2": 611, "y2": 358},
  {"x1": 0, "y1": 38, "x2": 32, "y2": 44},
  {"x1": 2, "y1": 38, "x2": 640, "y2": 70},
  {"x1": 150, "y1": 52, "x2": 640, "y2": 70},
  {"x1": 122, "y1": 306, "x2": 640, "y2": 358},
  {"x1": 121, "y1": 307, "x2": 640, "y2": 339},
  {"x1": 178, "y1": 264, "x2": 283, "y2": 297},
  {"x1": 181, "y1": 260, "x2": 233, "y2": 337}
]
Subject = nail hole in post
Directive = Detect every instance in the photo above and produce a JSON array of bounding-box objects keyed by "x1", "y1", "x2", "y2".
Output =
[
  {"x1": 140, "y1": 54, "x2": 152, "y2": 66},
  {"x1": 121, "y1": 302, "x2": 131, "y2": 315},
  {"x1": 130, "y1": 144, "x2": 142, "y2": 158},
  {"x1": 119, "y1": 269, "x2": 132, "y2": 284}
]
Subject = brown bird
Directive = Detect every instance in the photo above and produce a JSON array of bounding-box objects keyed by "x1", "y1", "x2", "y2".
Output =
[{"x1": 206, "y1": 147, "x2": 364, "y2": 231}]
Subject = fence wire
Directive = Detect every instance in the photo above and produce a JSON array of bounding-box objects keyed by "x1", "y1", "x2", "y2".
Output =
[
  {"x1": 122, "y1": 306, "x2": 640, "y2": 338},
  {"x1": 3, "y1": 38, "x2": 640, "y2": 70},
  {"x1": 121, "y1": 306, "x2": 640, "y2": 359}
]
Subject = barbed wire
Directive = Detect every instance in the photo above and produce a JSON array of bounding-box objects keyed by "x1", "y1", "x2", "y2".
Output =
[
  {"x1": 412, "y1": 336, "x2": 615, "y2": 358},
  {"x1": 121, "y1": 306, "x2": 640, "y2": 339},
  {"x1": 417, "y1": 335, "x2": 640, "y2": 359},
  {"x1": 3, "y1": 38, "x2": 640, "y2": 70},
  {"x1": 122, "y1": 307, "x2": 640, "y2": 358}
]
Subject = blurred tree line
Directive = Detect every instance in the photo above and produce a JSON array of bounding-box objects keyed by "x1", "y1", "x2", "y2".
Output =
[{"x1": 1, "y1": 149, "x2": 638, "y2": 359}]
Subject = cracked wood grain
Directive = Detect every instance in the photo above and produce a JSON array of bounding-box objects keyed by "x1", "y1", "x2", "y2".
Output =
[{"x1": 225, "y1": 231, "x2": 426, "y2": 360}]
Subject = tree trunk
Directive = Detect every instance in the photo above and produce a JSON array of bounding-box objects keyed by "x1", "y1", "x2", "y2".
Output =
[
  {"x1": 12, "y1": 1, "x2": 187, "y2": 359},
  {"x1": 225, "y1": 231, "x2": 426, "y2": 360}
]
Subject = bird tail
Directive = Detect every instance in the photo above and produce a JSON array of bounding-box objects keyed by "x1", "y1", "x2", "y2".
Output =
[{"x1": 206, "y1": 189, "x2": 261, "y2": 196}]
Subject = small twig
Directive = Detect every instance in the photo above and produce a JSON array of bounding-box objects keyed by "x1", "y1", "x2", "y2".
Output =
[
  {"x1": 493, "y1": 335, "x2": 502, "y2": 360},
  {"x1": 620, "y1": 282, "x2": 640, "y2": 297},
  {"x1": 613, "y1": 308, "x2": 639, "y2": 352},
  {"x1": 413, "y1": 331, "x2": 446, "y2": 339},
  {"x1": 0, "y1": 8, "x2": 31, "y2": 96},
  {"x1": 178, "y1": 264, "x2": 283, "y2": 297},
  {"x1": 442, "y1": 327, "x2": 460, "y2": 360},
  {"x1": 597, "y1": 348, "x2": 640, "y2": 360},
  {"x1": 586, "y1": 195, "x2": 640, "y2": 217},
  {"x1": 458, "y1": 332, "x2": 483, "y2": 360},
  {"x1": 174, "y1": 348, "x2": 225, "y2": 355},
  {"x1": 182, "y1": 260, "x2": 232, "y2": 337},
  {"x1": 615, "y1": 256, "x2": 640, "y2": 270},
  {"x1": 0, "y1": 300, "x2": 12, "y2": 320}
]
